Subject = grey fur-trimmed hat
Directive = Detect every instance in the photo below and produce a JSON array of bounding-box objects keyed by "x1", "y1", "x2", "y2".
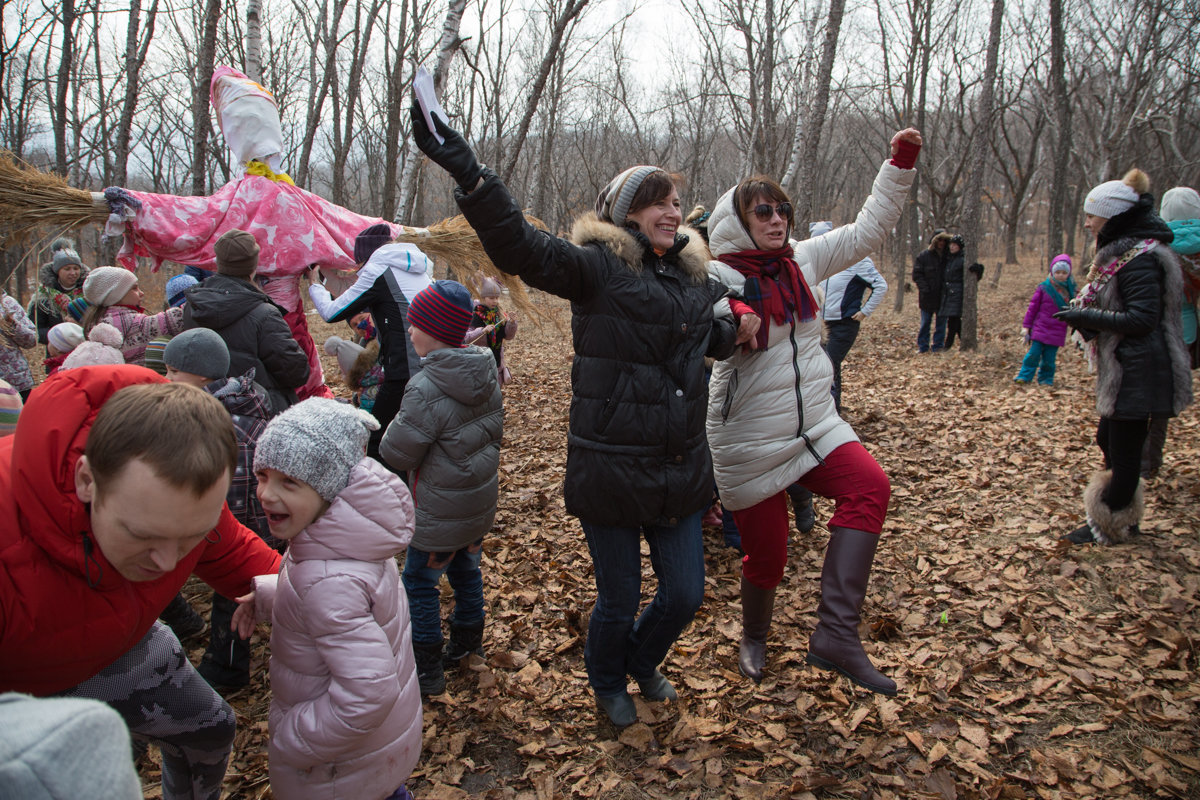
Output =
[
  {"x1": 595, "y1": 165, "x2": 663, "y2": 227},
  {"x1": 253, "y1": 397, "x2": 380, "y2": 502}
]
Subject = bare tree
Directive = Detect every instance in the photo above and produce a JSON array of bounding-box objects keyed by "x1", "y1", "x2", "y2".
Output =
[
  {"x1": 245, "y1": 0, "x2": 263, "y2": 83},
  {"x1": 1044, "y1": 0, "x2": 1072, "y2": 262},
  {"x1": 960, "y1": 0, "x2": 1005, "y2": 350},
  {"x1": 114, "y1": 0, "x2": 160, "y2": 187},
  {"x1": 786, "y1": 0, "x2": 847, "y2": 233},
  {"x1": 190, "y1": 0, "x2": 222, "y2": 195},
  {"x1": 394, "y1": 0, "x2": 467, "y2": 223}
]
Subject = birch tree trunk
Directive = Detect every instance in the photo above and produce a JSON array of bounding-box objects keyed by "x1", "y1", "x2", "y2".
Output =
[
  {"x1": 245, "y1": 0, "x2": 263, "y2": 83},
  {"x1": 395, "y1": 0, "x2": 466, "y2": 224},
  {"x1": 960, "y1": 0, "x2": 1005, "y2": 350},
  {"x1": 789, "y1": 0, "x2": 846, "y2": 233}
]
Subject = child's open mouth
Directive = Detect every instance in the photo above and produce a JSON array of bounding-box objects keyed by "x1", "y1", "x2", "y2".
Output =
[{"x1": 267, "y1": 512, "x2": 290, "y2": 526}]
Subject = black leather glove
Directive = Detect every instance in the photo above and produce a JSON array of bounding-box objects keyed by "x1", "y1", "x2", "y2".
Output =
[
  {"x1": 968, "y1": 262, "x2": 984, "y2": 279},
  {"x1": 409, "y1": 100, "x2": 484, "y2": 192}
]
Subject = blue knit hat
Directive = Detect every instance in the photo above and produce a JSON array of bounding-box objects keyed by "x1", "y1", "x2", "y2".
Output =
[
  {"x1": 407, "y1": 280, "x2": 474, "y2": 347},
  {"x1": 165, "y1": 274, "x2": 199, "y2": 308}
]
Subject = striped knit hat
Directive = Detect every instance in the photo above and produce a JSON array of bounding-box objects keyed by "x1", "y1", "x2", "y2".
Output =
[
  {"x1": 47, "y1": 322, "x2": 85, "y2": 354},
  {"x1": 0, "y1": 380, "x2": 20, "y2": 437},
  {"x1": 143, "y1": 336, "x2": 171, "y2": 376},
  {"x1": 595, "y1": 165, "x2": 663, "y2": 227},
  {"x1": 407, "y1": 280, "x2": 474, "y2": 347}
]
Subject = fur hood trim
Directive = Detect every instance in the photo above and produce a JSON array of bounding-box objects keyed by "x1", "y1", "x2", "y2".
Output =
[
  {"x1": 38, "y1": 261, "x2": 89, "y2": 291},
  {"x1": 568, "y1": 213, "x2": 711, "y2": 282},
  {"x1": 346, "y1": 339, "x2": 380, "y2": 391},
  {"x1": 1090, "y1": 238, "x2": 1192, "y2": 417},
  {"x1": 1083, "y1": 470, "x2": 1143, "y2": 545}
]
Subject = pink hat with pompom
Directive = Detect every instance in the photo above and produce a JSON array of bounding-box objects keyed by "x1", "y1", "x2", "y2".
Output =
[{"x1": 62, "y1": 323, "x2": 125, "y2": 369}]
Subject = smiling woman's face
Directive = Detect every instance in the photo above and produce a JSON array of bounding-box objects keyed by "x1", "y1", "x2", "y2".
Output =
[{"x1": 625, "y1": 187, "x2": 682, "y2": 252}]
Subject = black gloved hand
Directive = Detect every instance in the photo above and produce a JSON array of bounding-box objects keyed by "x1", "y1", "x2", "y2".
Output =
[
  {"x1": 409, "y1": 100, "x2": 485, "y2": 192},
  {"x1": 1052, "y1": 308, "x2": 1081, "y2": 325}
]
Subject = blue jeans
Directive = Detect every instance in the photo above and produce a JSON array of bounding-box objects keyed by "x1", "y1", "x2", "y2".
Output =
[
  {"x1": 917, "y1": 310, "x2": 946, "y2": 352},
  {"x1": 1015, "y1": 341, "x2": 1059, "y2": 385},
  {"x1": 402, "y1": 540, "x2": 484, "y2": 645},
  {"x1": 580, "y1": 511, "x2": 705, "y2": 696}
]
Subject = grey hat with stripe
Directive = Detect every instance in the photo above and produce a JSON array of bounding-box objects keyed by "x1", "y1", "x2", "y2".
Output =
[{"x1": 595, "y1": 165, "x2": 663, "y2": 227}]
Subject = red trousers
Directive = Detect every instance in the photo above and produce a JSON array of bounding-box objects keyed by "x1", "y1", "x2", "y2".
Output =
[{"x1": 731, "y1": 441, "x2": 890, "y2": 589}]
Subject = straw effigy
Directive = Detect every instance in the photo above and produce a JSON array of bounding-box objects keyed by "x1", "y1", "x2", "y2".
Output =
[
  {"x1": 0, "y1": 151, "x2": 107, "y2": 248},
  {"x1": 395, "y1": 213, "x2": 548, "y2": 321},
  {"x1": 0, "y1": 149, "x2": 550, "y2": 322}
]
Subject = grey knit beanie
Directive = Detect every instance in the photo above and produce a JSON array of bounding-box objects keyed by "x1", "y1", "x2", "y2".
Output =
[
  {"x1": 595, "y1": 165, "x2": 663, "y2": 227},
  {"x1": 1084, "y1": 179, "x2": 1139, "y2": 219},
  {"x1": 82, "y1": 266, "x2": 138, "y2": 307},
  {"x1": 1160, "y1": 187, "x2": 1200, "y2": 223},
  {"x1": 253, "y1": 398, "x2": 379, "y2": 502},
  {"x1": 164, "y1": 328, "x2": 230, "y2": 380}
]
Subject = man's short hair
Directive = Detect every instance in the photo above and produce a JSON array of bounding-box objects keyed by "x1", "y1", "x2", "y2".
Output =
[{"x1": 84, "y1": 383, "x2": 237, "y2": 498}]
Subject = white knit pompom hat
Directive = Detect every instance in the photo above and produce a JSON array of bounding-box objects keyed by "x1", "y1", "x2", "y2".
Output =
[
  {"x1": 82, "y1": 266, "x2": 138, "y2": 307},
  {"x1": 1084, "y1": 180, "x2": 1140, "y2": 219}
]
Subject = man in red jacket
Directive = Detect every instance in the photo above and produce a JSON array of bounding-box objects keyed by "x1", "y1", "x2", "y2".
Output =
[{"x1": 0, "y1": 365, "x2": 282, "y2": 800}]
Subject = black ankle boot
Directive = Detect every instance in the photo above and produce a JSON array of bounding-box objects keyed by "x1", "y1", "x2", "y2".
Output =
[
  {"x1": 443, "y1": 620, "x2": 485, "y2": 667},
  {"x1": 413, "y1": 641, "x2": 446, "y2": 696}
]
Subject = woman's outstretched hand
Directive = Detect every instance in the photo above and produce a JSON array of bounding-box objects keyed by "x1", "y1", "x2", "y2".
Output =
[
  {"x1": 409, "y1": 99, "x2": 485, "y2": 192},
  {"x1": 890, "y1": 128, "x2": 923, "y2": 157}
]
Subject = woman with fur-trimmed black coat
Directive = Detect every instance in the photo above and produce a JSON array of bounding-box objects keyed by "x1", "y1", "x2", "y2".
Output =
[
  {"x1": 410, "y1": 105, "x2": 754, "y2": 727},
  {"x1": 1055, "y1": 169, "x2": 1193, "y2": 545}
]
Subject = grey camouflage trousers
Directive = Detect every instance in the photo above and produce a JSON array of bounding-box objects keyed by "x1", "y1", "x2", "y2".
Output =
[{"x1": 59, "y1": 621, "x2": 236, "y2": 800}]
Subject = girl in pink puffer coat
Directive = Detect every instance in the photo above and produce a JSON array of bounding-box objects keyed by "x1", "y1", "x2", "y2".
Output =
[{"x1": 234, "y1": 398, "x2": 421, "y2": 800}]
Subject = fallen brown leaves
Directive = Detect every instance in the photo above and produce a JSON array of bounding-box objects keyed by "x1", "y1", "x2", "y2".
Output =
[{"x1": 135, "y1": 256, "x2": 1197, "y2": 799}]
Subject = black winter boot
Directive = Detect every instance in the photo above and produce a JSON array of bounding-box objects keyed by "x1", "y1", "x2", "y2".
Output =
[
  {"x1": 198, "y1": 593, "x2": 251, "y2": 691},
  {"x1": 806, "y1": 527, "x2": 896, "y2": 695},
  {"x1": 786, "y1": 484, "x2": 816, "y2": 533},
  {"x1": 413, "y1": 641, "x2": 446, "y2": 696},
  {"x1": 443, "y1": 620, "x2": 485, "y2": 667},
  {"x1": 160, "y1": 592, "x2": 206, "y2": 643},
  {"x1": 738, "y1": 575, "x2": 776, "y2": 682}
]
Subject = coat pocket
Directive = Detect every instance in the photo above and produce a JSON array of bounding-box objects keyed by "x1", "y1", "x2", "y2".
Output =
[{"x1": 720, "y1": 368, "x2": 739, "y2": 423}]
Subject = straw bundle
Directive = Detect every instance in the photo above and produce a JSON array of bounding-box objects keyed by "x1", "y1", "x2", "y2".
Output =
[
  {"x1": 0, "y1": 151, "x2": 106, "y2": 248},
  {"x1": 395, "y1": 212, "x2": 550, "y2": 321}
]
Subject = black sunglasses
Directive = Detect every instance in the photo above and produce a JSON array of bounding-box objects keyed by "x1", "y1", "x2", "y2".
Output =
[{"x1": 752, "y1": 202, "x2": 792, "y2": 222}]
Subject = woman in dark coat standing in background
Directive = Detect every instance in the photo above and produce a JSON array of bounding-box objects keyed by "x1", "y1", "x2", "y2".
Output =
[
  {"x1": 938, "y1": 234, "x2": 982, "y2": 350},
  {"x1": 1055, "y1": 169, "x2": 1193, "y2": 545}
]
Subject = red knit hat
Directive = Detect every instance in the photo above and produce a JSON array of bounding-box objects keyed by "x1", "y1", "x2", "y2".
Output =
[{"x1": 407, "y1": 280, "x2": 473, "y2": 347}]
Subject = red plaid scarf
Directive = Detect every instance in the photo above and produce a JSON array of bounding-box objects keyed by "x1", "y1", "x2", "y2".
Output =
[{"x1": 718, "y1": 245, "x2": 819, "y2": 350}]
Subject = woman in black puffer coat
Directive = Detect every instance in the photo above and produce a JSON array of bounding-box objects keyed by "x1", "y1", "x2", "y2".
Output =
[
  {"x1": 938, "y1": 234, "x2": 982, "y2": 349},
  {"x1": 411, "y1": 106, "x2": 751, "y2": 727},
  {"x1": 1056, "y1": 169, "x2": 1193, "y2": 545}
]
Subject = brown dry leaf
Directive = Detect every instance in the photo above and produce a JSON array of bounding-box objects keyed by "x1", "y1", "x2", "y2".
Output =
[{"x1": 123, "y1": 275, "x2": 1200, "y2": 800}]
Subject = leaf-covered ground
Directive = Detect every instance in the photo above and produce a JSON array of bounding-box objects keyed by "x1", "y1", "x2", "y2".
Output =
[{"x1": 141, "y1": 255, "x2": 1196, "y2": 799}]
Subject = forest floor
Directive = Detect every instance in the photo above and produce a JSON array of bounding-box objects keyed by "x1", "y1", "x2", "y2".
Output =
[{"x1": 114, "y1": 253, "x2": 1197, "y2": 800}]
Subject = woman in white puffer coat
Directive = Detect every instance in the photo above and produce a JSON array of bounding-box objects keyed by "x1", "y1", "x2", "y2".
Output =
[{"x1": 706, "y1": 129, "x2": 921, "y2": 695}]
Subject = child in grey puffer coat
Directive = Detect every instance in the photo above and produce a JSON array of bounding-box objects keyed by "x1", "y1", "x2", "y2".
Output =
[{"x1": 380, "y1": 280, "x2": 503, "y2": 697}]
